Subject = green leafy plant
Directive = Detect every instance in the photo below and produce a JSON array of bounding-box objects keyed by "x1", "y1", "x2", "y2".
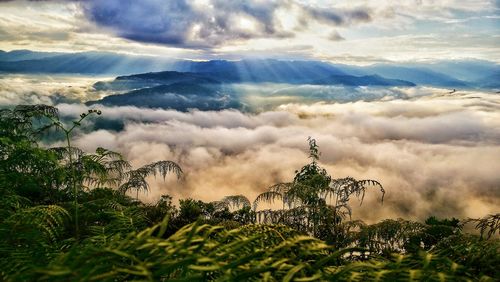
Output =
[
  {"x1": 253, "y1": 137, "x2": 385, "y2": 238},
  {"x1": 465, "y1": 213, "x2": 499, "y2": 240},
  {"x1": 1, "y1": 104, "x2": 498, "y2": 281},
  {"x1": 43, "y1": 108, "x2": 102, "y2": 238}
]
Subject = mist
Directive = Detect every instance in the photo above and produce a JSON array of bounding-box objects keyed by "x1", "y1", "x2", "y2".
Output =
[
  {"x1": 61, "y1": 94, "x2": 500, "y2": 223},
  {"x1": 1, "y1": 74, "x2": 498, "y2": 222}
]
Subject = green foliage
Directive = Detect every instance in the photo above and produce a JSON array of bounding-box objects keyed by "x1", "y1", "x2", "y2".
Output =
[
  {"x1": 254, "y1": 138, "x2": 385, "y2": 239},
  {"x1": 421, "y1": 216, "x2": 461, "y2": 250},
  {"x1": 39, "y1": 220, "x2": 342, "y2": 281},
  {"x1": 465, "y1": 213, "x2": 499, "y2": 240},
  {"x1": 0, "y1": 104, "x2": 58, "y2": 143},
  {"x1": 329, "y1": 251, "x2": 479, "y2": 281},
  {"x1": 35, "y1": 220, "x2": 494, "y2": 281},
  {"x1": 0, "y1": 105, "x2": 498, "y2": 281},
  {"x1": 141, "y1": 194, "x2": 178, "y2": 225},
  {"x1": 0, "y1": 205, "x2": 70, "y2": 281},
  {"x1": 433, "y1": 234, "x2": 499, "y2": 280},
  {"x1": 357, "y1": 219, "x2": 425, "y2": 256}
]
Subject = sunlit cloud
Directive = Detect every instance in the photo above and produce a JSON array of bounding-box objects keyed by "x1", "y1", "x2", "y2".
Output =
[
  {"x1": 58, "y1": 92, "x2": 500, "y2": 222},
  {"x1": 79, "y1": 0, "x2": 373, "y2": 48},
  {"x1": 1, "y1": 72, "x2": 498, "y2": 221},
  {"x1": 0, "y1": 0, "x2": 497, "y2": 62}
]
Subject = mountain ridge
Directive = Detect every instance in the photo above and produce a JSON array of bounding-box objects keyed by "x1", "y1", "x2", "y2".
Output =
[{"x1": 1, "y1": 49, "x2": 498, "y2": 89}]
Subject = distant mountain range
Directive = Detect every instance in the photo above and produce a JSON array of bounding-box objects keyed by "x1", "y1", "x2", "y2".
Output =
[
  {"x1": 312, "y1": 74, "x2": 415, "y2": 87},
  {"x1": 1, "y1": 49, "x2": 499, "y2": 89},
  {"x1": 1, "y1": 49, "x2": 499, "y2": 111},
  {"x1": 0, "y1": 50, "x2": 177, "y2": 75}
]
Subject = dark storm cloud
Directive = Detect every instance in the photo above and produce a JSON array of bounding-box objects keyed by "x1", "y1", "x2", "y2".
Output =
[
  {"x1": 79, "y1": 0, "x2": 285, "y2": 48},
  {"x1": 77, "y1": 0, "x2": 372, "y2": 48}
]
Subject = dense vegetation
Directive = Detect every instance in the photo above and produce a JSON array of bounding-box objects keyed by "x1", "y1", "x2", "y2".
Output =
[{"x1": 0, "y1": 105, "x2": 498, "y2": 281}]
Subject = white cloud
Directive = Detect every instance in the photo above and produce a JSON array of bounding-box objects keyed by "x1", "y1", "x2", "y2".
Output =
[
  {"x1": 1, "y1": 0, "x2": 497, "y2": 62},
  {"x1": 1, "y1": 73, "x2": 498, "y2": 221},
  {"x1": 47, "y1": 90, "x2": 500, "y2": 222}
]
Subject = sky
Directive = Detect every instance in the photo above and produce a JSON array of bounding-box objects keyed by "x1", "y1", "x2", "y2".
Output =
[
  {"x1": 0, "y1": 0, "x2": 498, "y2": 222},
  {"x1": 0, "y1": 0, "x2": 499, "y2": 63}
]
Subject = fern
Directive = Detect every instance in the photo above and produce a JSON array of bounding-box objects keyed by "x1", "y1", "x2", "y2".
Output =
[
  {"x1": 465, "y1": 213, "x2": 499, "y2": 240},
  {"x1": 221, "y1": 194, "x2": 251, "y2": 210},
  {"x1": 119, "y1": 160, "x2": 183, "y2": 196},
  {"x1": 37, "y1": 219, "x2": 492, "y2": 281},
  {"x1": 254, "y1": 138, "x2": 384, "y2": 238},
  {"x1": 0, "y1": 205, "x2": 69, "y2": 281}
]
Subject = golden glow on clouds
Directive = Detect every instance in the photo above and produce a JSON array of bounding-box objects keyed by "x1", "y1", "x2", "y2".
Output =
[{"x1": 1, "y1": 73, "x2": 498, "y2": 221}]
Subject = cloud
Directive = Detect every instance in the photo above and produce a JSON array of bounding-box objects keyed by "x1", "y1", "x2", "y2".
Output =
[
  {"x1": 1, "y1": 74, "x2": 499, "y2": 222},
  {"x1": 51, "y1": 89, "x2": 500, "y2": 223},
  {"x1": 328, "y1": 31, "x2": 345, "y2": 41},
  {"x1": 305, "y1": 7, "x2": 371, "y2": 26},
  {"x1": 79, "y1": 0, "x2": 373, "y2": 48},
  {"x1": 0, "y1": 74, "x2": 107, "y2": 106},
  {"x1": 1, "y1": 0, "x2": 498, "y2": 62}
]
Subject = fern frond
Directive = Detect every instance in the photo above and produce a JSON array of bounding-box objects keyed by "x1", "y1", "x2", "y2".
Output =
[
  {"x1": 253, "y1": 191, "x2": 283, "y2": 210},
  {"x1": 221, "y1": 195, "x2": 251, "y2": 210},
  {"x1": 14, "y1": 104, "x2": 59, "y2": 119},
  {"x1": 119, "y1": 160, "x2": 182, "y2": 195},
  {"x1": 465, "y1": 213, "x2": 499, "y2": 239}
]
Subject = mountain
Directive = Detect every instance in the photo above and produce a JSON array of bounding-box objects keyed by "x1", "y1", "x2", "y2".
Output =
[
  {"x1": 115, "y1": 71, "x2": 221, "y2": 84},
  {"x1": 474, "y1": 71, "x2": 500, "y2": 89},
  {"x1": 95, "y1": 69, "x2": 414, "y2": 90},
  {"x1": 312, "y1": 74, "x2": 415, "y2": 87},
  {"x1": 335, "y1": 64, "x2": 470, "y2": 87},
  {"x1": 0, "y1": 51, "x2": 176, "y2": 75},
  {"x1": 413, "y1": 60, "x2": 500, "y2": 82},
  {"x1": 0, "y1": 50, "x2": 346, "y2": 81},
  {"x1": 89, "y1": 80, "x2": 240, "y2": 111},
  {"x1": 93, "y1": 71, "x2": 221, "y2": 91},
  {"x1": 1, "y1": 49, "x2": 498, "y2": 88},
  {"x1": 0, "y1": 49, "x2": 64, "y2": 62},
  {"x1": 88, "y1": 70, "x2": 415, "y2": 110},
  {"x1": 171, "y1": 59, "x2": 347, "y2": 83}
]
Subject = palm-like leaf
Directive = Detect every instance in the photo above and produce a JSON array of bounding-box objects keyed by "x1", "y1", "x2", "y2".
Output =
[
  {"x1": 253, "y1": 191, "x2": 284, "y2": 211},
  {"x1": 465, "y1": 213, "x2": 499, "y2": 239},
  {"x1": 80, "y1": 148, "x2": 131, "y2": 188},
  {"x1": 119, "y1": 160, "x2": 183, "y2": 195},
  {"x1": 220, "y1": 195, "x2": 251, "y2": 210},
  {"x1": 252, "y1": 138, "x2": 385, "y2": 237},
  {"x1": 0, "y1": 105, "x2": 59, "y2": 143},
  {"x1": 14, "y1": 104, "x2": 59, "y2": 119}
]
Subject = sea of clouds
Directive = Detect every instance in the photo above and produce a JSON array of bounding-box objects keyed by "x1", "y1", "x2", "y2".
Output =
[{"x1": 1, "y1": 74, "x2": 499, "y2": 222}]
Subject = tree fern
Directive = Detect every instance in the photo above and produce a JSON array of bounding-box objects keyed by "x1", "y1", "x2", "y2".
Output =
[
  {"x1": 119, "y1": 160, "x2": 183, "y2": 197},
  {"x1": 254, "y1": 138, "x2": 384, "y2": 238}
]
